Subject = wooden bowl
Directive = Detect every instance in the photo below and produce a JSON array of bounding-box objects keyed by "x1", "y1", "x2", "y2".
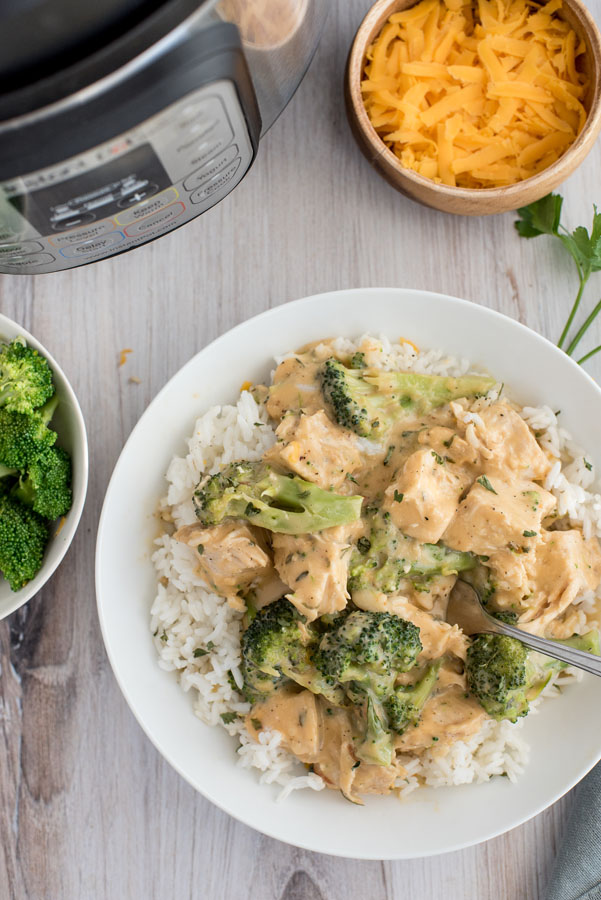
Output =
[{"x1": 345, "y1": 0, "x2": 601, "y2": 215}]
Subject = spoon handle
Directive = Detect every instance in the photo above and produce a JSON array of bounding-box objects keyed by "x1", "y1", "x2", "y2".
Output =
[{"x1": 489, "y1": 620, "x2": 601, "y2": 677}]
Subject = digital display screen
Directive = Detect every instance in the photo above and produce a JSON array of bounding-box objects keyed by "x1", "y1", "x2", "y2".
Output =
[{"x1": 9, "y1": 144, "x2": 171, "y2": 235}]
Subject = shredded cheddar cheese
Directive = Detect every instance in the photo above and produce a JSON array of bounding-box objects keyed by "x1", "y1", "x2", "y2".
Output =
[
  {"x1": 118, "y1": 348, "x2": 133, "y2": 367},
  {"x1": 399, "y1": 336, "x2": 420, "y2": 352},
  {"x1": 361, "y1": 0, "x2": 588, "y2": 188},
  {"x1": 240, "y1": 380, "x2": 253, "y2": 392}
]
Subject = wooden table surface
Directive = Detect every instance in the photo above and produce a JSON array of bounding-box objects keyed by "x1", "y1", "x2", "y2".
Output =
[{"x1": 1, "y1": 1, "x2": 601, "y2": 897}]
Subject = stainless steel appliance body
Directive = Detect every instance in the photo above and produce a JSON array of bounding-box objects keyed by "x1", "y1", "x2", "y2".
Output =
[{"x1": 0, "y1": 0, "x2": 327, "y2": 273}]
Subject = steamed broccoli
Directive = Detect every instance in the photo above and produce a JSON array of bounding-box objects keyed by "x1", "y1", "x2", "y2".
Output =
[
  {"x1": 0, "y1": 402, "x2": 58, "y2": 468},
  {"x1": 0, "y1": 340, "x2": 72, "y2": 591},
  {"x1": 314, "y1": 610, "x2": 423, "y2": 765},
  {"x1": 314, "y1": 610, "x2": 422, "y2": 696},
  {"x1": 0, "y1": 338, "x2": 54, "y2": 414},
  {"x1": 348, "y1": 509, "x2": 475, "y2": 597},
  {"x1": 0, "y1": 493, "x2": 49, "y2": 591},
  {"x1": 194, "y1": 461, "x2": 362, "y2": 534},
  {"x1": 466, "y1": 631, "x2": 601, "y2": 722},
  {"x1": 241, "y1": 598, "x2": 343, "y2": 703},
  {"x1": 320, "y1": 358, "x2": 495, "y2": 440},
  {"x1": 13, "y1": 446, "x2": 72, "y2": 520},
  {"x1": 356, "y1": 695, "x2": 395, "y2": 766},
  {"x1": 383, "y1": 660, "x2": 441, "y2": 734}
]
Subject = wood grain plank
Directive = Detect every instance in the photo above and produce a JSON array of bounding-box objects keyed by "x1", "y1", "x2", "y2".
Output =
[{"x1": 0, "y1": 0, "x2": 600, "y2": 896}]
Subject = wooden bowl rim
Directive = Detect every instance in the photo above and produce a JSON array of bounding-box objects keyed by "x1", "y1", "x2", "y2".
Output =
[{"x1": 347, "y1": 0, "x2": 601, "y2": 201}]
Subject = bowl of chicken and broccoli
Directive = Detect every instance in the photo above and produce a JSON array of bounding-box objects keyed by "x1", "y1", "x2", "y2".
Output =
[
  {"x1": 0, "y1": 313, "x2": 87, "y2": 617},
  {"x1": 96, "y1": 288, "x2": 601, "y2": 857}
]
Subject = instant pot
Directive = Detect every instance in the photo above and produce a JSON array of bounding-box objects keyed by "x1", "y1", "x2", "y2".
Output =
[{"x1": 0, "y1": 0, "x2": 327, "y2": 274}]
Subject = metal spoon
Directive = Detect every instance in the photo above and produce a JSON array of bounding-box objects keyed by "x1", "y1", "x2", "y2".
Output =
[{"x1": 447, "y1": 580, "x2": 601, "y2": 677}]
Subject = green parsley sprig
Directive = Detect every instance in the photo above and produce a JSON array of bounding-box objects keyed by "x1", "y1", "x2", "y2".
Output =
[{"x1": 515, "y1": 194, "x2": 601, "y2": 363}]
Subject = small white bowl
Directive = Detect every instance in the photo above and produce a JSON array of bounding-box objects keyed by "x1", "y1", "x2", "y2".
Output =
[
  {"x1": 96, "y1": 288, "x2": 601, "y2": 859},
  {"x1": 0, "y1": 313, "x2": 88, "y2": 618}
]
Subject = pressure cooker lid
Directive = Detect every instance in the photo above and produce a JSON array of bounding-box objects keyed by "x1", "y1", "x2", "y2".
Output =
[{"x1": 0, "y1": 0, "x2": 203, "y2": 89}]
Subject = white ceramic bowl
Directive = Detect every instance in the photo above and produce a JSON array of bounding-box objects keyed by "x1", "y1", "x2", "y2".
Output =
[
  {"x1": 96, "y1": 288, "x2": 601, "y2": 859},
  {"x1": 0, "y1": 313, "x2": 88, "y2": 618}
]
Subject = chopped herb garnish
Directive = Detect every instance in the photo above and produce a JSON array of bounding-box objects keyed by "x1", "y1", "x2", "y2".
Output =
[
  {"x1": 383, "y1": 445, "x2": 395, "y2": 466},
  {"x1": 207, "y1": 641, "x2": 215, "y2": 650},
  {"x1": 352, "y1": 760, "x2": 361, "y2": 769},
  {"x1": 431, "y1": 450, "x2": 445, "y2": 465},
  {"x1": 160, "y1": 632, "x2": 168, "y2": 642},
  {"x1": 251, "y1": 718, "x2": 262, "y2": 731},
  {"x1": 393, "y1": 490, "x2": 404, "y2": 503},
  {"x1": 346, "y1": 473, "x2": 358, "y2": 484},
  {"x1": 197, "y1": 543, "x2": 204, "y2": 556},
  {"x1": 477, "y1": 475, "x2": 497, "y2": 494},
  {"x1": 193, "y1": 647, "x2": 209, "y2": 658},
  {"x1": 443, "y1": 435, "x2": 455, "y2": 449},
  {"x1": 220, "y1": 712, "x2": 238, "y2": 724},
  {"x1": 432, "y1": 736, "x2": 439, "y2": 742},
  {"x1": 523, "y1": 530, "x2": 537, "y2": 537},
  {"x1": 244, "y1": 502, "x2": 260, "y2": 517},
  {"x1": 357, "y1": 536, "x2": 372, "y2": 554},
  {"x1": 295, "y1": 570, "x2": 309, "y2": 582},
  {"x1": 584, "y1": 459, "x2": 593, "y2": 471}
]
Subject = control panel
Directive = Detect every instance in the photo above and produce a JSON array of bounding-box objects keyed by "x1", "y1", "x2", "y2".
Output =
[{"x1": 0, "y1": 80, "x2": 254, "y2": 274}]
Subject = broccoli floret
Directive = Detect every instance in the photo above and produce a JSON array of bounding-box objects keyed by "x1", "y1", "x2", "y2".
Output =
[
  {"x1": 194, "y1": 461, "x2": 362, "y2": 534},
  {"x1": 241, "y1": 598, "x2": 343, "y2": 703},
  {"x1": 320, "y1": 358, "x2": 496, "y2": 439},
  {"x1": 0, "y1": 338, "x2": 54, "y2": 414},
  {"x1": 314, "y1": 610, "x2": 423, "y2": 765},
  {"x1": 0, "y1": 407, "x2": 57, "y2": 468},
  {"x1": 314, "y1": 610, "x2": 422, "y2": 695},
  {"x1": 0, "y1": 493, "x2": 49, "y2": 591},
  {"x1": 13, "y1": 446, "x2": 72, "y2": 520},
  {"x1": 348, "y1": 509, "x2": 475, "y2": 598},
  {"x1": 466, "y1": 631, "x2": 601, "y2": 722},
  {"x1": 384, "y1": 660, "x2": 441, "y2": 734}
]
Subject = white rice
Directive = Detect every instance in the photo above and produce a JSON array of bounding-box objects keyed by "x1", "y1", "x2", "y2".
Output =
[{"x1": 150, "y1": 334, "x2": 601, "y2": 801}]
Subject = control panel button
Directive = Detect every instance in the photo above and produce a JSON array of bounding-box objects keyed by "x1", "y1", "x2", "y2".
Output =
[
  {"x1": 1, "y1": 252, "x2": 55, "y2": 269},
  {"x1": 116, "y1": 183, "x2": 159, "y2": 209},
  {"x1": 123, "y1": 202, "x2": 185, "y2": 237},
  {"x1": 50, "y1": 211, "x2": 96, "y2": 231},
  {"x1": 183, "y1": 145, "x2": 239, "y2": 193},
  {"x1": 49, "y1": 220, "x2": 114, "y2": 248},
  {"x1": 190, "y1": 159, "x2": 242, "y2": 205},
  {"x1": 59, "y1": 231, "x2": 124, "y2": 258},
  {"x1": 114, "y1": 187, "x2": 179, "y2": 226},
  {"x1": 0, "y1": 240, "x2": 43, "y2": 258}
]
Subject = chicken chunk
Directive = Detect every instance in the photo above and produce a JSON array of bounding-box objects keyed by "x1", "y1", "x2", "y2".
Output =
[
  {"x1": 383, "y1": 447, "x2": 471, "y2": 544},
  {"x1": 245, "y1": 687, "x2": 320, "y2": 759},
  {"x1": 266, "y1": 357, "x2": 323, "y2": 420},
  {"x1": 417, "y1": 426, "x2": 479, "y2": 467},
  {"x1": 519, "y1": 529, "x2": 601, "y2": 631},
  {"x1": 394, "y1": 686, "x2": 486, "y2": 754},
  {"x1": 443, "y1": 478, "x2": 555, "y2": 556},
  {"x1": 466, "y1": 402, "x2": 551, "y2": 480},
  {"x1": 264, "y1": 410, "x2": 362, "y2": 489},
  {"x1": 246, "y1": 689, "x2": 398, "y2": 803},
  {"x1": 272, "y1": 522, "x2": 360, "y2": 621},
  {"x1": 174, "y1": 520, "x2": 272, "y2": 600}
]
